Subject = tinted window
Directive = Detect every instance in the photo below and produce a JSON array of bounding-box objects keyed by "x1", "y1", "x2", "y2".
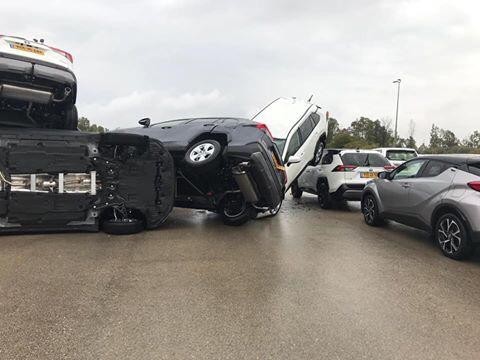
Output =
[
  {"x1": 386, "y1": 150, "x2": 417, "y2": 161},
  {"x1": 420, "y1": 160, "x2": 451, "y2": 177},
  {"x1": 392, "y1": 160, "x2": 426, "y2": 180},
  {"x1": 310, "y1": 113, "x2": 320, "y2": 126},
  {"x1": 341, "y1": 153, "x2": 390, "y2": 167},
  {"x1": 286, "y1": 130, "x2": 302, "y2": 159},
  {"x1": 468, "y1": 163, "x2": 480, "y2": 177},
  {"x1": 299, "y1": 117, "x2": 315, "y2": 141}
]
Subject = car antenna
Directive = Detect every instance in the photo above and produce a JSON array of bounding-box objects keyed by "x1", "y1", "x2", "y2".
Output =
[{"x1": 308, "y1": 94, "x2": 314, "y2": 102}]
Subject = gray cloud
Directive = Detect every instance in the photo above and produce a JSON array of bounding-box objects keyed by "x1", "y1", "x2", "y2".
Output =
[{"x1": 3, "y1": 0, "x2": 479, "y2": 142}]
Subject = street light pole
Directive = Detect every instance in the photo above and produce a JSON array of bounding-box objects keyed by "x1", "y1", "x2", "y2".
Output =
[{"x1": 393, "y1": 78, "x2": 401, "y2": 146}]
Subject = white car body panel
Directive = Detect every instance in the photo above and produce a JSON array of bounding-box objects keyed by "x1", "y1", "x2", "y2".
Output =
[
  {"x1": 0, "y1": 35, "x2": 73, "y2": 71},
  {"x1": 373, "y1": 147, "x2": 418, "y2": 167},
  {"x1": 298, "y1": 149, "x2": 392, "y2": 198},
  {"x1": 252, "y1": 97, "x2": 328, "y2": 190}
]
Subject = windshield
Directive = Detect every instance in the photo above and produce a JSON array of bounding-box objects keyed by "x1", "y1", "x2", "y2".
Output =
[
  {"x1": 386, "y1": 150, "x2": 417, "y2": 161},
  {"x1": 341, "y1": 153, "x2": 390, "y2": 167},
  {"x1": 274, "y1": 138, "x2": 286, "y2": 155}
]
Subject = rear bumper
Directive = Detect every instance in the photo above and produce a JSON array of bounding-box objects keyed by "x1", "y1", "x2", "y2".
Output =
[
  {"x1": 334, "y1": 183, "x2": 366, "y2": 201},
  {"x1": 0, "y1": 54, "x2": 77, "y2": 105}
]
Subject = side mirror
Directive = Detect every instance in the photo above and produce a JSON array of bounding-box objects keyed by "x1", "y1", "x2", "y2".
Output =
[
  {"x1": 139, "y1": 118, "x2": 151, "y2": 128},
  {"x1": 286, "y1": 156, "x2": 301, "y2": 165},
  {"x1": 378, "y1": 171, "x2": 390, "y2": 180}
]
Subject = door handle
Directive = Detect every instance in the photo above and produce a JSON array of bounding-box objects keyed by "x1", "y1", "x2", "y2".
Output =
[{"x1": 401, "y1": 183, "x2": 411, "y2": 188}]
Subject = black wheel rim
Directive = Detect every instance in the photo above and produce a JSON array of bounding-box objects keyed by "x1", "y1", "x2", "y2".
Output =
[
  {"x1": 438, "y1": 217, "x2": 462, "y2": 255},
  {"x1": 363, "y1": 197, "x2": 376, "y2": 224},
  {"x1": 223, "y1": 194, "x2": 246, "y2": 218}
]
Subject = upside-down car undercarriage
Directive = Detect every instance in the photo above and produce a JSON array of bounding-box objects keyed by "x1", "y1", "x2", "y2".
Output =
[{"x1": 0, "y1": 129, "x2": 174, "y2": 234}]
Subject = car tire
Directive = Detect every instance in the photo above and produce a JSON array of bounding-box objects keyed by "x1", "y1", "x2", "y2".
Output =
[
  {"x1": 435, "y1": 213, "x2": 473, "y2": 260},
  {"x1": 317, "y1": 182, "x2": 333, "y2": 209},
  {"x1": 221, "y1": 193, "x2": 254, "y2": 226},
  {"x1": 101, "y1": 218, "x2": 145, "y2": 235},
  {"x1": 312, "y1": 140, "x2": 325, "y2": 166},
  {"x1": 291, "y1": 180, "x2": 303, "y2": 199},
  {"x1": 185, "y1": 140, "x2": 222, "y2": 168},
  {"x1": 362, "y1": 194, "x2": 384, "y2": 226},
  {"x1": 64, "y1": 104, "x2": 78, "y2": 130}
]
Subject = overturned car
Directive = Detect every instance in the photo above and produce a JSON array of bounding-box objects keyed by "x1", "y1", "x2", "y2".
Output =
[
  {"x1": 0, "y1": 35, "x2": 78, "y2": 130},
  {"x1": 0, "y1": 129, "x2": 174, "y2": 235},
  {"x1": 121, "y1": 117, "x2": 286, "y2": 225}
]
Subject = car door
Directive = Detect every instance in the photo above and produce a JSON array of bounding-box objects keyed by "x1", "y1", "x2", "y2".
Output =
[
  {"x1": 406, "y1": 160, "x2": 455, "y2": 222},
  {"x1": 377, "y1": 159, "x2": 428, "y2": 214},
  {"x1": 298, "y1": 150, "x2": 334, "y2": 191}
]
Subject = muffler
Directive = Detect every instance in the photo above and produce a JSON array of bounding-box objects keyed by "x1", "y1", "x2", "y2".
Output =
[
  {"x1": 0, "y1": 84, "x2": 53, "y2": 104},
  {"x1": 232, "y1": 164, "x2": 259, "y2": 203}
]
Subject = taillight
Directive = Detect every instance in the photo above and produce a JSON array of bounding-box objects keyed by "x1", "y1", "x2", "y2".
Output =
[
  {"x1": 255, "y1": 122, "x2": 273, "y2": 139},
  {"x1": 384, "y1": 165, "x2": 396, "y2": 171},
  {"x1": 48, "y1": 45, "x2": 74, "y2": 63},
  {"x1": 468, "y1": 181, "x2": 480, "y2": 192},
  {"x1": 333, "y1": 165, "x2": 357, "y2": 172}
]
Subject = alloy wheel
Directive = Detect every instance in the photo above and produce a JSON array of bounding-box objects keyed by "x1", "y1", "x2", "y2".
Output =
[
  {"x1": 189, "y1": 142, "x2": 216, "y2": 163},
  {"x1": 438, "y1": 217, "x2": 462, "y2": 255},
  {"x1": 363, "y1": 197, "x2": 376, "y2": 224}
]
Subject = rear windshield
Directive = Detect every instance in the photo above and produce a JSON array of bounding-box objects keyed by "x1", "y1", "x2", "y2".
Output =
[
  {"x1": 341, "y1": 153, "x2": 390, "y2": 167},
  {"x1": 274, "y1": 138, "x2": 286, "y2": 155},
  {"x1": 468, "y1": 163, "x2": 480, "y2": 177},
  {"x1": 386, "y1": 150, "x2": 417, "y2": 161}
]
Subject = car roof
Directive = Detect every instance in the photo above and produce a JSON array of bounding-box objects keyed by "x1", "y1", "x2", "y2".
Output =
[
  {"x1": 413, "y1": 154, "x2": 480, "y2": 165},
  {"x1": 325, "y1": 148, "x2": 383, "y2": 154},
  {"x1": 251, "y1": 97, "x2": 319, "y2": 139},
  {"x1": 373, "y1": 147, "x2": 417, "y2": 152}
]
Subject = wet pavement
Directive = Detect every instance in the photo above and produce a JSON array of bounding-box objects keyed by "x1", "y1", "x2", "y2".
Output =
[{"x1": 1, "y1": 194, "x2": 480, "y2": 359}]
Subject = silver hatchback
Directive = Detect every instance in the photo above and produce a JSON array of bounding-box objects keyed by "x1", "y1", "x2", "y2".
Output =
[{"x1": 361, "y1": 155, "x2": 480, "y2": 259}]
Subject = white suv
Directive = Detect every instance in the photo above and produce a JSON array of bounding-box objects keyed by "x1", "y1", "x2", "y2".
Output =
[
  {"x1": 373, "y1": 147, "x2": 418, "y2": 167},
  {"x1": 252, "y1": 97, "x2": 328, "y2": 190},
  {"x1": 293, "y1": 149, "x2": 394, "y2": 208}
]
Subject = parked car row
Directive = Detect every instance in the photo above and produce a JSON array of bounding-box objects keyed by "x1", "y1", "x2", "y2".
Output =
[{"x1": 293, "y1": 147, "x2": 480, "y2": 260}]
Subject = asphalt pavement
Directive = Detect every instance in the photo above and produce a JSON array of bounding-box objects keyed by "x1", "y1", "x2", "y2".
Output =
[{"x1": 1, "y1": 195, "x2": 480, "y2": 359}]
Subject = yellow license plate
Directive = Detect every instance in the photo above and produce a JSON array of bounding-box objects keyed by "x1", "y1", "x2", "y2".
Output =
[
  {"x1": 361, "y1": 172, "x2": 378, "y2": 178},
  {"x1": 11, "y1": 43, "x2": 45, "y2": 56}
]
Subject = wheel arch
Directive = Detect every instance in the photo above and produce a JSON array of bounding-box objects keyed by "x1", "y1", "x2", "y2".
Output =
[{"x1": 431, "y1": 204, "x2": 473, "y2": 236}]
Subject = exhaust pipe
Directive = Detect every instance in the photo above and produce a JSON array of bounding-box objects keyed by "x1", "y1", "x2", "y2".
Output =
[
  {"x1": 0, "y1": 84, "x2": 53, "y2": 104},
  {"x1": 232, "y1": 164, "x2": 259, "y2": 203}
]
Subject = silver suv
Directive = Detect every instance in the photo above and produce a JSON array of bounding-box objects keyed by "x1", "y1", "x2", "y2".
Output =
[{"x1": 361, "y1": 155, "x2": 480, "y2": 260}]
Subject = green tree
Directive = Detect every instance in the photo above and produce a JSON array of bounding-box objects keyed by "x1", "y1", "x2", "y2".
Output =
[
  {"x1": 78, "y1": 117, "x2": 107, "y2": 133},
  {"x1": 326, "y1": 118, "x2": 340, "y2": 144}
]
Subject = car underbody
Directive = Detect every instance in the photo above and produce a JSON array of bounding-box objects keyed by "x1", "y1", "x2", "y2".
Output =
[{"x1": 0, "y1": 129, "x2": 174, "y2": 234}]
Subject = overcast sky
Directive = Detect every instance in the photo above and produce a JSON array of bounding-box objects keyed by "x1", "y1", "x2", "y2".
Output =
[{"x1": 4, "y1": 0, "x2": 479, "y2": 143}]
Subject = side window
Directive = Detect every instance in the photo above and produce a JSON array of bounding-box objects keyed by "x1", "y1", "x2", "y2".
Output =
[
  {"x1": 299, "y1": 117, "x2": 314, "y2": 142},
  {"x1": 286, "y1": 129, "x2": 302, "y2": 159},
  {"x1": 420, "y1": 160, "x2": 451, "y2": 178},
  {"x1": 321, "y1": 152, "x2": 333, "y2": 165},
  {"x1": 392, "y1": 160, "x2": 427, "y2": 180},
  {"x1": 310, "y1": 113, "x2": 320, "y2": 126}
]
